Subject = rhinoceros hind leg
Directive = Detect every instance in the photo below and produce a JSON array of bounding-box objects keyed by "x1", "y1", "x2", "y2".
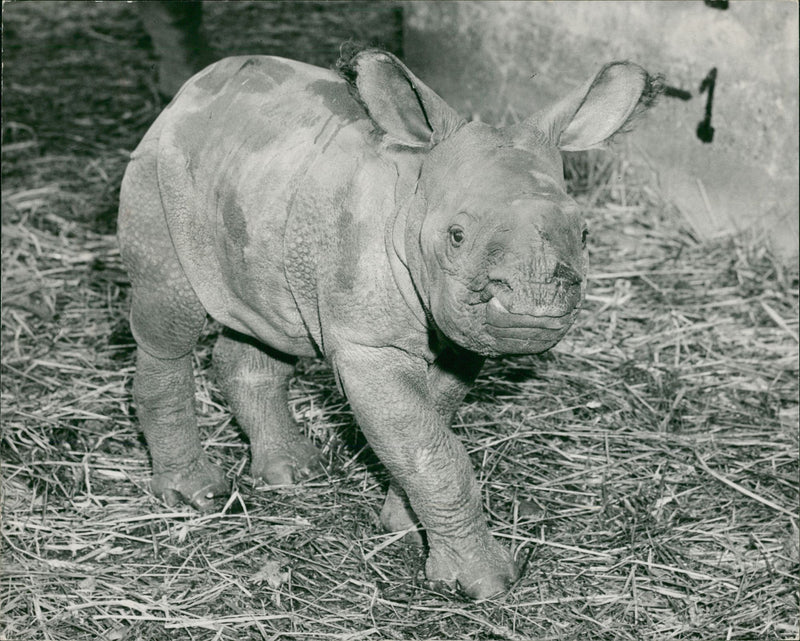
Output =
[
  {"x1": 120, "y1": 147, "x2": 229, "y2": 511},
  {"x1": 380, "y1": 481, "x2": 424, "y2": 545},
  {"x1": 134, "y1": 348, "x2": 230, "y2": 512},
  {"x1": 213, "y1": 331, "x2": 325, "y2": 485}
]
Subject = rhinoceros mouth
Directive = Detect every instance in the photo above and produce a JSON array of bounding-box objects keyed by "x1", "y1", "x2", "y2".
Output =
[
  {"x1": 484, "y1": 297, "x2": 576, "y2": 333},
  {"x1": 436, "y1": 288, "x2": 579, "y2": 356}
]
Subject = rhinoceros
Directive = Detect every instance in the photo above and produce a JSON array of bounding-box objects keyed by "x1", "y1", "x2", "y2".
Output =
[{"x1": 118, "y1": 48, "x2": 657, "y2": 599}]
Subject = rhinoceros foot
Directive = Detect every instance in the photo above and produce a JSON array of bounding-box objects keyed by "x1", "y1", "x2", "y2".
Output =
[
  {"x1": 425, "y1": 536, "x2": 519, "y2": 600},
  {"x1": 251, "y1": 437, "x2": 325, "y2": 485},
  {"x1": 151, "y1": 456, "x2": 229, "y2": 512}
]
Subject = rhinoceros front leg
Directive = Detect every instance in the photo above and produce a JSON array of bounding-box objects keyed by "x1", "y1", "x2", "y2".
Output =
[
  {"x1": 335, "y1": 344, "x2": 517, "y2": 599},
  {"x1": 380, "y1": 347, "x2": 484, "y2": 545},
  {"x1": 213, "y1": 331, "x2": 324, "y2": 485}
]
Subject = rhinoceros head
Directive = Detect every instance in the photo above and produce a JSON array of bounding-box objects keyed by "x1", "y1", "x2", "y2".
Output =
[{"x1": 341, "y1": 49, "x2": 658, "y2": 356}]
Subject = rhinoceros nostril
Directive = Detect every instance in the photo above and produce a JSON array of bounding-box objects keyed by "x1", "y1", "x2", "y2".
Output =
[
  {"x1": 484, "y1": 276, "x2": 512, "y2": 299},
  {"x1": 487, "y1": 267, "x2": 514, "y2": 289},
  {"x1": 552, "y1": 262, "x2": 582, "y2": 287},
  {"x1": 478, "y1": 277, "x2": 512, "y2": 305}
]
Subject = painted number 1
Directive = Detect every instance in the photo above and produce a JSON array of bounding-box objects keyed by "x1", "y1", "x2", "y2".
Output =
[{"x1": 696, "y1": 67, "x2": 717, "y2": 144}]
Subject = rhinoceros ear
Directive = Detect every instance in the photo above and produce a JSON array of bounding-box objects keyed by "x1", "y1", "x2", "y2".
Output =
[
  {"x1": 536, "y1": 62, "x2": 660, "y2": 151},
  {"x1": 338, "y1": 48, "x2": 465, "y2": 148}
]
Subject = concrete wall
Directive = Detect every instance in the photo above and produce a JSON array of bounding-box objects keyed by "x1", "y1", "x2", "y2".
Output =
[{"x1": 404, "y1": 1, "x2": 799, "y2": 258}]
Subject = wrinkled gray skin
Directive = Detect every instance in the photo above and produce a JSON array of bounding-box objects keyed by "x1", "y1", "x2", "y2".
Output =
[{"x1": 118, "y1": 49, "x2": 653, "y2": 599}]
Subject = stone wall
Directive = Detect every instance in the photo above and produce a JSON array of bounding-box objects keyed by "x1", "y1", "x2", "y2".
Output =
[{"x1": 404, "y1": 1, "x2": 799, "y2": 258}]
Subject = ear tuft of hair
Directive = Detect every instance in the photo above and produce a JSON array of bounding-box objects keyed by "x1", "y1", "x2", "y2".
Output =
[
  {"x1": 335, "y1": 41, "x2": 369, "y2": 85},
  {"x1": 620, "y1": 68, "x2": 665, "y2": 134}
]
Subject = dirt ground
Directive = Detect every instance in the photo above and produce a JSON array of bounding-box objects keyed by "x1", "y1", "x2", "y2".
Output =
[{"x1": 2, "y1": 3, "x2": 798, "y2": 640}]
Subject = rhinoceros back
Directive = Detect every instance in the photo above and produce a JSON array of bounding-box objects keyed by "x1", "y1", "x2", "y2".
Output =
[{"x1": 152, "y1": 56, "x2": 370, "y2": 356}]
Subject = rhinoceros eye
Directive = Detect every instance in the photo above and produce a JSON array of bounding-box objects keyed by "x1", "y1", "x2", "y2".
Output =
[
  {"x1": 581, "y1": 226, "x2": 589, "y2": 248},
  {"x1": 449, "y1": 225, "x2": 465, "y2": 248}
]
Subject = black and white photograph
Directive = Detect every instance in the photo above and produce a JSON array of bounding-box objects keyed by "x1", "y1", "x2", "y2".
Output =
[{"x1": 1, "y1": 1, "x2": 798, "y2": 639}]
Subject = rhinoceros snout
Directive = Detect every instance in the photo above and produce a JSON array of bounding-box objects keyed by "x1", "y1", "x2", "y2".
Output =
[
  {"x1": 487, "y1": 254, "x2": 580, "y2": 285},
  {"x1": 484, "y1": 260, "x2": 583, "y2": 318}
]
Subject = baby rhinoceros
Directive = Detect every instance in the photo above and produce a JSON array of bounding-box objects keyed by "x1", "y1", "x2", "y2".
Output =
[{"x1": 118, "y1": 48, "x2": 656, "y2": 599}]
